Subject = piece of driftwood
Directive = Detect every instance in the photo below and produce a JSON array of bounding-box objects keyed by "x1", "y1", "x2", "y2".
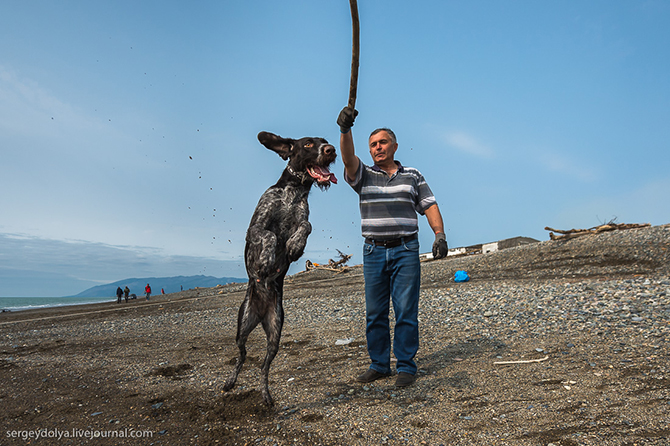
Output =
[
  {"x1": 305, "y1": 250, "x2": 352, "y2": 273},
  {"x1": 494, "y1": 355, "x2": 549, "y2": 365},
  {"x1": 329, "y1": 249, "x2": 352, "y2": 267},
  {"x1": 306, "y1": 264, "x2": 350, "y2": 273},
  {"x1": 545, "y1": 223, "x2": 650, "y2": 241}
]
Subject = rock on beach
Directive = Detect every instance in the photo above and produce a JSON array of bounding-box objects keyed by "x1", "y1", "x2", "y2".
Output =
[{"x1": 1, "y1": 224, "x2": 669, "y2": 445}]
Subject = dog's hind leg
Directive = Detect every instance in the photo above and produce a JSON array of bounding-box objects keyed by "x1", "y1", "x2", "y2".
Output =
[
  {"x1": 246, "y1": 226, "x2": 278, "y2": 279},
  {"x1": 259, "y1": 297, "x2": 284, "y2": 406},
  {"x1": 223, "y1": 287, "x2": 261, "y2": 392}
]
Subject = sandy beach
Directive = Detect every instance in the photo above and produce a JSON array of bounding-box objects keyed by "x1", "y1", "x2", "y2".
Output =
[{"x1": 2, "y1": 224, "x2": 669, "y2": 445}]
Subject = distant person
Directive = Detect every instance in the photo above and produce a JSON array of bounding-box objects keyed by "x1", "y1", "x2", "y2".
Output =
[
  {"x1": 161, "y1": 288, "x2": 165, "y2": 295},
  {"x1": 180, "y1": 285, "x2": 183, "y2": 292},
  {"x1": 124, "y1": 286, "x2": 130, "y2": 302},
  {"x1": 145, "y1": 283, "x2": 152, "y2": 300},
  {"x1": 116, "y1": 287, "x2": 124, "y2": 304}
]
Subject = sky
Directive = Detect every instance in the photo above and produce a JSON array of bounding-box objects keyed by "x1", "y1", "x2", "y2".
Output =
[{"x1": 1, "y1": 1, "x2": 669, "y2": 297}]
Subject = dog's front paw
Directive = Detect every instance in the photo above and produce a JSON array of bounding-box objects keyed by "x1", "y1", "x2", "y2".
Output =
[
  {"x1": 286, "y1": 223, "x2": 311, "y2": 261},
  {"x1": 286, "y1": 238, "x2": 306, "y2": 262}
]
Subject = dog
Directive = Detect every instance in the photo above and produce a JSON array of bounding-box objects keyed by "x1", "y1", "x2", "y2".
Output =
[{"x1": 223, "y1": 131, "x2": 337, "y2": 406}]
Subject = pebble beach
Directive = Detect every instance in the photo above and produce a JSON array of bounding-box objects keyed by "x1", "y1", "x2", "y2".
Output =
[{"x1": 1, "y1": 224, "x2": 669, "y2": 445}]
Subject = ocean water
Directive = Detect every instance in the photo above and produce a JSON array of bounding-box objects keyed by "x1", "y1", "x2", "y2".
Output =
[{"x1": 0, "y1": 296, "x2": 116, "y2": 312}]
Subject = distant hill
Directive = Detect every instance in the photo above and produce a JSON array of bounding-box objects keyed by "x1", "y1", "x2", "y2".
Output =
[{"x1": 69, "y1": 275, "x2": 246, "y2": 298}]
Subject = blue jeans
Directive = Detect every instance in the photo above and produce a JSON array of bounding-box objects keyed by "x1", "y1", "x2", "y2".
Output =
[{"x1": 363, "y1": 237, "x2": 421, "y2": 375}]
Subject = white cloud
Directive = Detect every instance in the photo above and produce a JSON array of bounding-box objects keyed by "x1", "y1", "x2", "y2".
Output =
[
  {"x1": 442, "y1": 131, "x2": 495, "y2": 159},
  {"x1": 0, "y1": 233, "x2": 246, "y2": 285},
  {"x1": 537, "y1": 150, "x2": 600, "y2": 182},
  {"x1": 0, "y1": 66, "x2": 94, "y2": 141}
]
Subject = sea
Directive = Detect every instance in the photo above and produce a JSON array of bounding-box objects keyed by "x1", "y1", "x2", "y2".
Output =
[{"x1": 0, "y1": 296, "x2": 116, "y2": 313}]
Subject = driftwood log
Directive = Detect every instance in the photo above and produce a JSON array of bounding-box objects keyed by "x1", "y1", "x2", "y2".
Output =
[
  {"x1": 305, "y1": 250, "x2": 352, "y2": 273},
  {"x1": 545, "y1": 223, "x2": 650, "y2": 241}
]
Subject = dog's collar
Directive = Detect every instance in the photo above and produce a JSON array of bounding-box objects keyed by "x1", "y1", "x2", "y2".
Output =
[{"x1": 286, "y1": 165, "x2": 312, "y2": 184}]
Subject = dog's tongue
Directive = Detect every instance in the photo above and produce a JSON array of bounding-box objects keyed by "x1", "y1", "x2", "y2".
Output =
[{"x1": 308, "y1": 166, "x2": 337, "y2": 184}]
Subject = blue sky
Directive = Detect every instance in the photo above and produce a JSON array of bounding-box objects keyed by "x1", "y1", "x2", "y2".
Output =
[{"x1": 1, "y1": 0, "x2": 669, "y2": 297}]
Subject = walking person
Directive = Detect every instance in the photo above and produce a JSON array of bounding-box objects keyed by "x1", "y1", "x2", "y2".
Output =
[
  {"x1": 116, "y1": 286, "x2": 124, "y2": 304},
  {"x1": 337, "y1": 106, "x2": 448, "y2": 387},
  {"x1": 124, "y1": 286, "x2": 130, "y2": 303},
  {"x1": 145, "y1": 283, "x2": 152, "y2": 301}
]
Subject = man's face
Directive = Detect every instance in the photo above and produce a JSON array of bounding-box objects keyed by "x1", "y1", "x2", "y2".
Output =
[{"x1": 368, "y1": 131, "x2": 398, "y2": 165}]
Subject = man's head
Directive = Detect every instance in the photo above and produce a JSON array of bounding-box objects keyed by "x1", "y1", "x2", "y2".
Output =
[{"x1": 368, "y1": 128, "x2": 398, "y2": 167}]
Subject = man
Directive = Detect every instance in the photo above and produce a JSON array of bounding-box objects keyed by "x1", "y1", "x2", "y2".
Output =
[{"x1": 337, "y1": 106, "x2": 448, "y2": 387}]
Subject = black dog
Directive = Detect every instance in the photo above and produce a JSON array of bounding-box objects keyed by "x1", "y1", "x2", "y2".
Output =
[{"x1": 223, "y1": 131, "x2": 337, "y2": 406}]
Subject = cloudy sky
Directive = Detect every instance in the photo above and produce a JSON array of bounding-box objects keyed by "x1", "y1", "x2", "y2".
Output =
[{"x1": 2, "y1": 0, "x2": 669, "y2": 297}]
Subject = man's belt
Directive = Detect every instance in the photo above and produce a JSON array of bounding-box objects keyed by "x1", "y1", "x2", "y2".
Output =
[{"x1": 364, "y1": 233, "x2": 417, "y2": 248}]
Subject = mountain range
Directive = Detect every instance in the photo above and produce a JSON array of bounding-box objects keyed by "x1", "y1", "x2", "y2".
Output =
[{"x1": 69, "y1": 275, "x2": 246, "y2": 298}]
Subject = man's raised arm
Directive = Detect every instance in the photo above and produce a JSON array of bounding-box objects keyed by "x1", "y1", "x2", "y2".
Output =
[{"x1": 337, "y1": 107, "x2": 360, "y2": 181}]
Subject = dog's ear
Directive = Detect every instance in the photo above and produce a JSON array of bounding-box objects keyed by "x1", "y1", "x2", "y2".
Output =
[{"x1": 258, "y1": 131, "x2": 295, "y2": 160}]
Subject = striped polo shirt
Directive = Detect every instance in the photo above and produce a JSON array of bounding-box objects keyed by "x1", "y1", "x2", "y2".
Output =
[{"x1": 346, "y1": 159, "x2": 437, "y2": 240}]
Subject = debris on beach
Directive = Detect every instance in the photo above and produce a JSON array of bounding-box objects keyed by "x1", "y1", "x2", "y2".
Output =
[
  {"x1": 545, "y1": 222, "x2": 651, "y2": 241},
  {"x1": 305, "y1": 249, "x2": 352, "y2": 273}
]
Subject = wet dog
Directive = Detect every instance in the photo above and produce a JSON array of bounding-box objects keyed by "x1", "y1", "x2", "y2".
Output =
[{"x1": 223, "y1": 131, "x2": 337, "y2": 406}]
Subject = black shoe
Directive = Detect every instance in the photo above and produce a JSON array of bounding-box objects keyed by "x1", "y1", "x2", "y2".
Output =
[
  {"x1": 395, "y1": 372, "x2": 415, "y2": 387},
  {"x1": 356, "y1": 368, "x2": 390, "y2": 383}
]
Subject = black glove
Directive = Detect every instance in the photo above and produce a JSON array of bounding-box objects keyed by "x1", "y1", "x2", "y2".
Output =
[
  {"x1": 337, "y1": 107, "x2": 358, "y2": 133},
  {"x1": 432, "y1": 232, "x2": 448, "y2": 260}
]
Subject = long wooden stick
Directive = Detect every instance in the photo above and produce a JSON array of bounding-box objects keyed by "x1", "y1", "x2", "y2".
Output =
[
  {"x1": 494, "y1": 355, "x2": 549, "y2": 365},
  {"x1": 348, "y1": 0, "x2": 360, "y2": 109}
]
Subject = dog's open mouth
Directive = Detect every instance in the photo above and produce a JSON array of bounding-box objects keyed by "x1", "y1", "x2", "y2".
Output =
[{"x1": 307, "y1": 166, "x2": 337, "y2": 184}]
